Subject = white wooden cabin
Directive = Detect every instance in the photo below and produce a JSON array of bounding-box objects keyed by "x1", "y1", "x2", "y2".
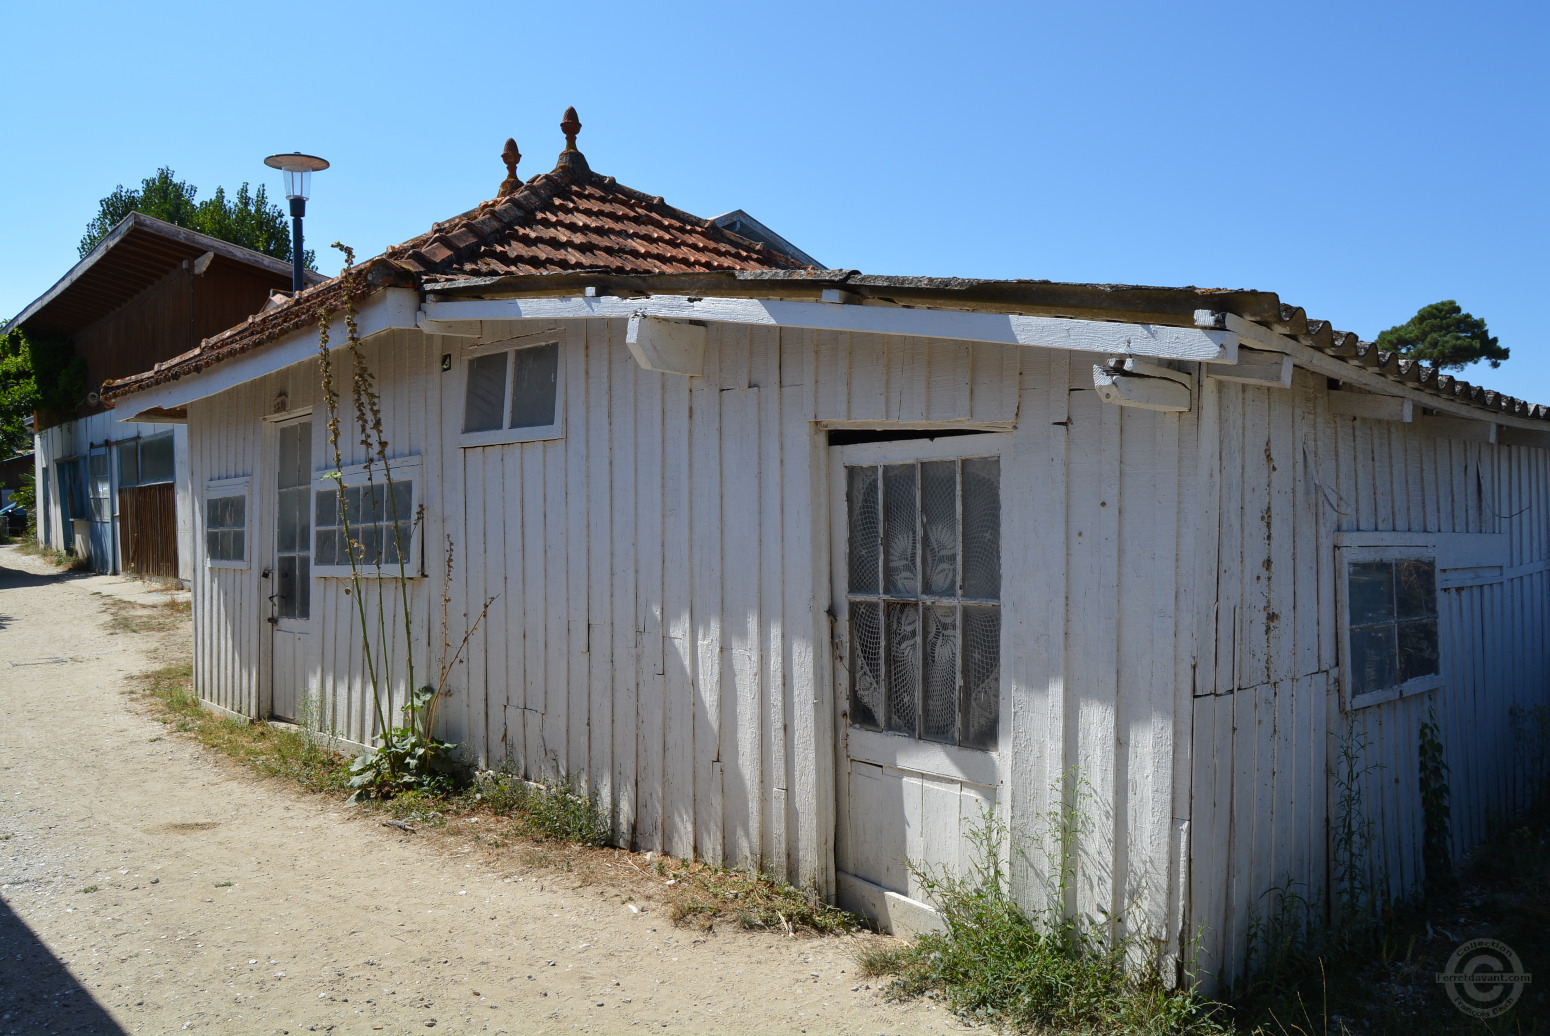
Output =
[{"x1": 104, "y1": 115, "x2": 1550, "y2": 987}]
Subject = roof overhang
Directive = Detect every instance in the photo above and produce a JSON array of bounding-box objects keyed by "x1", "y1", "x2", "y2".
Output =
[
  {"x1": 105, "y1": 272, "x2": 1548, "y2": 435},
  {"x1": 4, "y1": 212, "x2": 326, "y2": 337},
  {"x1": 110, "y1": 288, "x2": 419, "y2": 422}
]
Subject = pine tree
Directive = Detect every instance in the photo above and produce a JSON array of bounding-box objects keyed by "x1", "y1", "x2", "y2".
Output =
[{"x1": 1375, "y1": 300, "x2": 1506, "y2": 371}]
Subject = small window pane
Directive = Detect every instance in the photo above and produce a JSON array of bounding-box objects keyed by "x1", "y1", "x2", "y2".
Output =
[
  {"x1": 1348, "y1": 561, "x2": 1394, "y2": 627},
  {"x1": 140, "y1": 433, "x2": 175, "y2": 484},
  {"x1": 962, "y1": 457, "x2": 1001, "y2": 600},
  {"x1": 1395, "y1": 560, "x2": 1436, "y2": 620},
  {"x1": 314, "y1": 528, "x2": 338, "y2": 566},
  {"x1": 343, "y1": 485, "x2": 362, "y2": 527},
  {"x1": 230, "y1": 531, "x2": 244, "y2": 561},
  {"x1": 920, "y1": 460, "x2": 958, "y2": 595},
  {"x1": 884, "y1": 602, "x2": 919, "y2": 736},
  {"x1": 849, "y1": 601, "x2": 883, "y2": 730},
  {"x1": 358, "y1": 525, "x2": 382, "y2": 566},
  {"x1": 206, "y1": 530, "x2": 220, "y2": 556},
  {"x1": 847, "y1": 466, "x2": 880, "y2": 595},
  {"x1": 883, "y1": 464, "x2": 918, "y2": 596},
  {"x1": 315, "y1": 489, "x2": 338, "y2": 530},
  {"x1": 1398, "y1": 618, "x2": 1439, "y2": 682},
  {"x1": 117, "y1": 442, "x2": 139, "y2": 487},
  {"x1": 464, "y1": 352, "x2": 508, "y2": 433},
  {"x1": 1350, "y1": 625, "x2": 1397, "y2": 697},
  {"x1": 277, "y1": 555, "x2": 298, "y2": 618},
  {"x1": 962, "y1": 605, "x2": 1001, "y2": 750},
  {"x1": 277, "y1": 487, "x2": 303, "y2": 552},
  {"x1": 206, "y1": 497, "x2": 220, "y2": 528},
  {"x1": 509, "y1": 342, "x2": 559, "y2": 429},
  {"x1": 384, "y1": 523, "x2": 407, "y2": 565},
  {"x1": 90, "y1": 452, "x2": 108, "y2": 477},
  {"x1": 921, "y1": 605, "x2": 958, "y2": 744},
  {"x1": 389, "y1": 481, "x2": 413, "y2": 525},
  {"x1": 294, "y1": 556, "x2": 310, "y2": 618},
  {"x1": 361, "y1": 484, "x2": 385, "y2": 526}
]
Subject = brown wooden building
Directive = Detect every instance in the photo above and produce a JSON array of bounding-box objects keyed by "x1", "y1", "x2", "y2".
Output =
[{"x1": 6, "y1": 213, "x2": 321, "y2": 577}]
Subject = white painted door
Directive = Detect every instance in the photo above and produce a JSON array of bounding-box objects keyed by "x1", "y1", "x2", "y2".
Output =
[
  {"x1": 268, "y1": 417, "x2": 313, "y2": 722},
  {"x1": 830, "y1": 433, "x2": 1008, "y2": 934}
]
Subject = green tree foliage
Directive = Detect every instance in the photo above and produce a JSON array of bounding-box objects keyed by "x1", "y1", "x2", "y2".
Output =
[
  {"x1": 77, "y1": 166, "x2": 314, "y2": 268},
  {"x1": 1375, "y1": 300, "x2": 1507, "y2": 371},
  {"x1": 0, "y1": 331, "x2": 40, "y2": 455},
  {"x1": 0, "y1": 330, "x2": 87, "y2": 444}
]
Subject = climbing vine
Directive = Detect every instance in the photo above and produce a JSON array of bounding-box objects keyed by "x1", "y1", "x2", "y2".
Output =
[{"x1": 1417, "y1": 709, "x2": 1453, "y2": 899}]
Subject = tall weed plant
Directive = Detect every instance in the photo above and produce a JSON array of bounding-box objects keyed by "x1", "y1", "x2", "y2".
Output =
[{"x1": 315, "y1": 245, "x2": 490, "y2": 800}]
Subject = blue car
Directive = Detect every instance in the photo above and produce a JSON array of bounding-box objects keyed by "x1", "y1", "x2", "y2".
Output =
[{"x1": 0, "y1": 502, "x2": 27, "y2": 536}]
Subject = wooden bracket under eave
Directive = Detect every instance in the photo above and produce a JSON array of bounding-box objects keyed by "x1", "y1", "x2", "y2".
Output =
[
  {"x1": 1092, "y1": 357, "x2": 1192, "y2": 413},
  {"x1": 626, "y1": 314, "x2": 706, "y2": 376}
]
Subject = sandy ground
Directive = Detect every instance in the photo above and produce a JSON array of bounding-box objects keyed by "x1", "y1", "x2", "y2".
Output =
[{"x1": 0, "y1": 545, "x2": 953, "y2": 1036}]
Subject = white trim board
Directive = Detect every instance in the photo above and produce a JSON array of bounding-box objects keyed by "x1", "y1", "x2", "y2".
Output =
[{"x1": 420, "y1": 295, "x2": 1238, "y2": 363}]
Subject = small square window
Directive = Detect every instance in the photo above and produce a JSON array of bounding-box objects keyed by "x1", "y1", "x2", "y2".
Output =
[
  {"x1": 460, "y1": 339, "x2": 564, "y2": 446},
  {"x1": 203, "y1": 482, "x2": 249, "y2": 568}
]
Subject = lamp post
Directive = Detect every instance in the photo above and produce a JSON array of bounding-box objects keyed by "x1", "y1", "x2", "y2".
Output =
[{"x1": 263, "y1": 152, "x2": 330, "y2": 293}]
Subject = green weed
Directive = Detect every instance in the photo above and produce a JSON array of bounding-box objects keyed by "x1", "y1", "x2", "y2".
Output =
[{"x1": 861, "y1": 798, "x2": 1229, "y2": 1035}]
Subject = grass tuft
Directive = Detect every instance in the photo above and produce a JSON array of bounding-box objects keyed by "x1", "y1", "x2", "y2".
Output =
[
  {"x1": 137, "y1": 662, "x2": 352, "y2": 794},
  {"x1": 478, "y1": 773, "x2": 612, "y2": 847},
  {"x1": 861, "y1": 809, "x2": 1229, "y2": 1036}
]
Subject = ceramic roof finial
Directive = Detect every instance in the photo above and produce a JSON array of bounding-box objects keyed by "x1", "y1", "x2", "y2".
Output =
[
  {"x1": 499, "y1": 138, "x2": 522, "y2": 197},
  {"x1": 561, "y1": 107, "x2": 582, "y2": 153}
]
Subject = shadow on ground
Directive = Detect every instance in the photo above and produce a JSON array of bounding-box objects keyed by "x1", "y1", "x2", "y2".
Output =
[
  {"x1": 0, "y1": 895, "x2": 127, "y2": 1034},
  {"x1": 0, "y1": 550, "x2": 87, "y2": 593}
]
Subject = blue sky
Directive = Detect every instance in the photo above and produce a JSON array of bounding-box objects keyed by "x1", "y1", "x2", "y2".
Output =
[{"x1": 3, "y1": 2, "x2": 1546, "y2": 398}]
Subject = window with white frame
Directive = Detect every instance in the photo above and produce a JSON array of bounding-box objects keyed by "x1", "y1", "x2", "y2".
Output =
[
  {"x1": 118, "y1": 432, "x2": 175, "y2": 488},
  {"x1": 1343, "y1": 552, "x2": 1441, "y2": 705},
  {"x1": 204, "y1": 478, "x2": 250, "y2": 568},
  {"x1": 460, "y1": 337, "x2": 563, "y2": 446},
  {"x1": 846, "y1": 455, "x2": 1002, "y2": 750},
  {"x1": 311, "y1": 457, "x2": 421, "y2": 576}
]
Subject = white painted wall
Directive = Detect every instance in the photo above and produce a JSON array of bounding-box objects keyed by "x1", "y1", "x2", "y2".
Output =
[{"x1": 171, "y1": 313, "x2": 1550, "y2": 989}]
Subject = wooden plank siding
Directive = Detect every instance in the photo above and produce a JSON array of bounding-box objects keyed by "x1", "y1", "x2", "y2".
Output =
[
  {"x1": 179, "y1": 314, "x2": 1550, "y2": 991},
  {"x1": 1188, "y1": 368, "x2": 1550, "y2": 989},
  {"x1": 119, "y1": 482, "x2": 178, "y2": 578}
]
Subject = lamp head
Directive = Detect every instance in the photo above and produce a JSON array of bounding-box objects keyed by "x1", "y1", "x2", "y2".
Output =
[{"x1": 264, "y1": 152, "x2": 330, "y2": 201}]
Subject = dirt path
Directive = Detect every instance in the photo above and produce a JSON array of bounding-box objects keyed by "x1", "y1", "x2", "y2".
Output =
[{"x1": 0, "y1": 546, "x2": 949, "y2": 1035}]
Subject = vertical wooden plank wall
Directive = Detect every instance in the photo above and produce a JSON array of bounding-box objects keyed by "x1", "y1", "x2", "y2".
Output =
[{"x1": 1189, "y1": 367, "x2": 1550, "y2": 988}]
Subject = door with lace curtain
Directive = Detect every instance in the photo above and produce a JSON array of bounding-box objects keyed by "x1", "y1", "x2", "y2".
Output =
[{"x1": 829, "y1": 433, "x2": 1007, "y2": 933}]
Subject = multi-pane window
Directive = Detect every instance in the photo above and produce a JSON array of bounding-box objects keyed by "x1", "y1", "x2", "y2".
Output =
[
  {"x1": 314, "y1": 480, "x2": 414, "y2": 568},
  {"x1": 119, "y1": 432, "x2": 175, "y2": 488},
  {"x1": 275, "y1": 420, "x2": 311, "y2": 620},
  {"x1": 87, "y1": 452, "x2": 111, "y2": 521},
  {"x1": 206, "y1": 495, "x2": 247, "y2": 563},
  {"x1": 846, "y1": 456, "x2": 1001, "y2": 750},
  {"x1": 1347, "y1": 557, "x2": 1439, "y2": 698},
  {"x1": 462, "y1": 340, "x2": 562, "y2": 443}
]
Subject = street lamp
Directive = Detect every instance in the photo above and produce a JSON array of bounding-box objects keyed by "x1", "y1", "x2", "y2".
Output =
[{"x1": 263, "y1": 152, "x2": 330, "y2": 293}]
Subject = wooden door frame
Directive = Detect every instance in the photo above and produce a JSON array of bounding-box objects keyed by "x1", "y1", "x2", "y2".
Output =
[{"x1": 260, "y1": 408, "x2": 314, "y2": 720}]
